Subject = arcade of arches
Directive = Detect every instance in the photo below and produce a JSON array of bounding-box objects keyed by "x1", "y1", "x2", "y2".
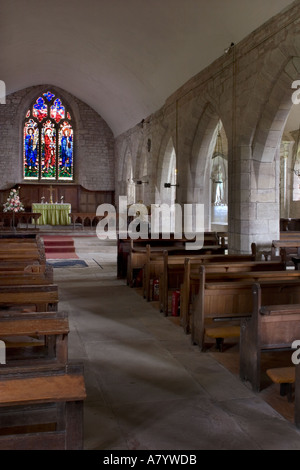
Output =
[{"x1": 2, "y1": 3, "x2": 300, "y2": 258}]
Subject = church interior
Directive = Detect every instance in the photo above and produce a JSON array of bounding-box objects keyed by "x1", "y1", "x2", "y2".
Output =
[{"x1": 2, "y1": 0, "x2": 300, "y2": 451}]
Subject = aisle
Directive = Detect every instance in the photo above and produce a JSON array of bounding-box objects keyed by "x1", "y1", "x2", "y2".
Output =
[{"x1": 53, "y1": 241, "x2": 300, "y2": 450}]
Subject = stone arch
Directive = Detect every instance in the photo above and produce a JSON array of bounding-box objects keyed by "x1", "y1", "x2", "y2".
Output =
[
  {"x1": 134, "y1": 132, "x2": 152, "y2": 205},
  {"x1": 227, "y1": 56, "x2": 300, "y2": 253},
  {"x1": 155, "y1": 136, "x2": 177, "y2": 205},
  {"x1": 252, "y1": 57, "x2": 300, "y2": 165},
  {"x1": 124, "y1": 150, "x2": 135, "y2": 205},
  {"x1": 152, "y1": 123, "x2": 175, "y2": 202},
  {"x1": 188, "y1": 102, "x2": 228, "y2": 229}
]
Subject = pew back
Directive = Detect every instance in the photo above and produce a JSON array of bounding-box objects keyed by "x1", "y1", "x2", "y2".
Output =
[
  {"x1": 0, "y1": 284, "x2": 59, "y2": 312},
  {"x1": 191, "y1": 270, "x2": 300, "y2": 351}
]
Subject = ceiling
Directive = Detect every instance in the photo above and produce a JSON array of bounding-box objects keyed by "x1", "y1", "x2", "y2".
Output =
[{"x1": 0, "y1": 0, "x2": 296, "y2": 137}]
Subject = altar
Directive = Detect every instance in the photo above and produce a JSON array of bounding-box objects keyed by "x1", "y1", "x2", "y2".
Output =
[{"x1": 32, "y1": 203, "x2": 71, "y2": 226}]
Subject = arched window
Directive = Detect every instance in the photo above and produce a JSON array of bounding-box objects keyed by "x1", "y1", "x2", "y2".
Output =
[{"x1": 23, "y1": 91, "x2": 74, "y2": 181}]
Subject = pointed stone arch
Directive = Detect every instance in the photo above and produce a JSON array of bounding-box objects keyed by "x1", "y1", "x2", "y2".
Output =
[{"x1": 187, "y1": 102, "x2": 228, "y2": 229}]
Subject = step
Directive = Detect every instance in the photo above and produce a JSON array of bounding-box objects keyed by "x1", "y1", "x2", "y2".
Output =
[
  {"x1": 45, "y1": 247, "x2": 76, "y2": 254},
  {"x1": 44, "y1": 240, "x2": 75, "y2": 247}
]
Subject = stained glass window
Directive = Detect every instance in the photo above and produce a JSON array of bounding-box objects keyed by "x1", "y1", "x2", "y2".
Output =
[
  {"x1": 23, "y1": 120, "x2": 39, "y2": 179},
  {"x1": 23, "y1": 92, "x2": 74, "y2": 181},
  {"x1": 33, "y1": 97, "x2": 47, "y2": 122},
  {"x1": 41, "y1": 120, "x2": 56, "y2": 179},
  {"x1": 58, "y1": 122, "x2": 73, "y2": 180},
  {"x1": 50, "y1": 99, "x2": 65, "y2": 123}
]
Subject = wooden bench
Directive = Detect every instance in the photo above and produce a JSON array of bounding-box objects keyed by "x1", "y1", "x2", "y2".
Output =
[
  {"x1": 0, "y1": 363, "x2": 86, "y2": 450},
  {"x1": 280, "y1": 232, "x2": 300, "y2": 240},
  {"x1": 0, "y1": 235, "x2": 46, "y2": 265},
  {"x1": 190, "y1": 272, "x2": 300, "y2": 352},
  {"x1": 0, "y1": 250, "x2": 44, "y2": 262},
  {"x1": 142, "y1": 247, "x2": 226, "y2": 303},
  {"x1": 239, "y1": 282, "x2": 300, "y2": 392},
  {"x1": 180, "y1": 259, "x2": 286, "y2": 333},
  {"x1": 271, "y1": 239, "x2": 300, "y2": 266},
  {"x1": 143, "y1": 245, "x2": 257, "y2": 307},
  {"x1": 0, "y1": 284, "x2": 59, "y2": 312},
  {"x1": 0, "y1": 312, "x2": 69, "y2": 366},
  {"x1": 159, "y1": 248, "x2": 267, "y2": 317},
  {"x1": 127, "y1": 233, "x2": 225, "y2": 288},
  {"x1": 280, "y1": 218, "x2": 300, "y2": 232},
  {"x1": 0, "y1": 264, "x2": 54, "y2": 285},
  {"x1": 0, "y1": 233, "x2": 44, "y2": 246},
  {"x1": 0, "y1": 212, "x2": 41, "y2": 230},
  {"x1": 119, "y1": 232, "x2": 226, "y2": 282},
  {"x1": 69, "y1": 212, "x2": 106, "y2": 229}
]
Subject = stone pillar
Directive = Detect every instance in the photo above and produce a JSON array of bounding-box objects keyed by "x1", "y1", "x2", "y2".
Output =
[{"x1": 228, "y1": 146, "x2": 279, "y2": 256}]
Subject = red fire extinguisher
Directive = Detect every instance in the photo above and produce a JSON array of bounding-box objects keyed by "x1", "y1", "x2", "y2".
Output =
[
  {"x1": 153, "y1": 279, "x2": 159, "y2": 301},
  {"x1": 172, "y1": 290, "x2": 180, "y2": 316}
]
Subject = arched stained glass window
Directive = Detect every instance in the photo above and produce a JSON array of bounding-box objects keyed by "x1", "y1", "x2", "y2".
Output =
[{"x1": 23, "y1": 92, "x2": 74, "y2": 181}]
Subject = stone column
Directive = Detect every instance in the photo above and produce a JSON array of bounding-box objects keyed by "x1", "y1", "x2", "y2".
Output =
[{"x1": 228, "y1": 145, "x2": 279, "y2": 256}]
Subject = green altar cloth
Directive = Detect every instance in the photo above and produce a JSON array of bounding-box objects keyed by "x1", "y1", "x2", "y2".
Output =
[{"x1": 32, "y1": 203, "x2": 71, "y2": 225}]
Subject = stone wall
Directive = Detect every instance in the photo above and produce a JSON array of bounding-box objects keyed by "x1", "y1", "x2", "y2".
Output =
[{"x1": 114, "y1": 1, "x2": 300, "y2": 254}]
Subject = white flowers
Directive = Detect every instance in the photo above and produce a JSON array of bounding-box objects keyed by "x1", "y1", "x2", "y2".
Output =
[{"x1": 3, "y1": 189, "x2": 25, "y2": 213}]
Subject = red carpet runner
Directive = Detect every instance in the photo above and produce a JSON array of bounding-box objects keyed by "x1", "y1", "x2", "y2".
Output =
[{"x1": 42, "y1": 236, "x2": 79, "y2": 260}]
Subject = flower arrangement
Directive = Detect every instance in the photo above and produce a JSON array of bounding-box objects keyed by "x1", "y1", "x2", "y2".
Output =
[{"x1": 3, "y1": 188, "x2": 25, "y2": 213}]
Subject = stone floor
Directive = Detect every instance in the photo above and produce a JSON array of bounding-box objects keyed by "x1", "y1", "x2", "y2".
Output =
[{"x1": 46, "y1": 233, "x2": 300, "y2": 450}]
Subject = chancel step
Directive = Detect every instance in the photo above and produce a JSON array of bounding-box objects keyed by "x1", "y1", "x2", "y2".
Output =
[{"x1": 42, "y1": 237, "x2": 77, "y2": 259}]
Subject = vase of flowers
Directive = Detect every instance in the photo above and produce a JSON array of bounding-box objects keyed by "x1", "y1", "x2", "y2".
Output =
[
  {"x1": 3, "y1": 188, "x2": 25, "y2": 229},
  {"x1": 3, "y1": 188, "x2": 25, "y2": 213}
]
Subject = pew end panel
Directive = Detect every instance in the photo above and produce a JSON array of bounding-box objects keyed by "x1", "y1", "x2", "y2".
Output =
[
  {"x1": 239, "y1": 282, "x2": 300, "y2": 392},
  {"x1": 190, "y1": 266, "x2": 254, "y2": 351}
]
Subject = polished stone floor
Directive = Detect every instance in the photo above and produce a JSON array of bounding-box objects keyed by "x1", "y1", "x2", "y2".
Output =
[{"x1": 48, "y1": 234, "x2": 300, "y2": 450}]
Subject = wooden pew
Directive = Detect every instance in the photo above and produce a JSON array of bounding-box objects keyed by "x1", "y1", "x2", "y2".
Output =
[
  {"x1": 239, "y1": 282, "x2": 300, "y2": 392},
  {"x1": 0, "y1": 363, "x2": 86, "y2": 450},
  {"x1": 0, "y1": 233, "x2": 86, "y2": 449},
  {"x1": 121, "y1": 232, "x2": 225, "y2": 284},
  {"x1": 142, "y1": 246, "x2": 228, "y2": 302},
  {"x1": 190, "y1": 271, "x2": 300, "y2": 352},
  {"x1": 0, "y1": 312, "x2": 69, "y2": 366},
  {"x1": 0, "y1": 284, "x2": 59, "y2": 312},
  {"x1": 0, "y1": 264, "x2": 53, "y2": 286},
  {"x1": 69, "y1": 212, "x2": 105, "y2": 229},
  {"x1": 0, "y1": 233, "x2": 44, "y2": 247},
  {"x1": 180, "y1": 259, "x2": 286, "y2": 332},
  {"x1": 128, "y1": 234, "x2": 226, "y2": 287},
  {"x1": 271, "y1": 239, "x2": 300, "y2": 266},
  {"x1": 0, "y1": 234, "x2": 46, "y2": 265},
  {"x1": 280, "y1": 218, "x2": 300, "y2": 232},
  {"x1": 280, "y1": 232, "x2": 300, "y2": 240},
  {"x1": 154, "y1": 244, "x2": 257, "y2": 316},
  {"x1": 0, "y1": 212, "x2": 41, "y2": 230}
]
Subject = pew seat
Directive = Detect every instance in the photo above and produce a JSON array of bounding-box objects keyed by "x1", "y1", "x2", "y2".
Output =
[
  {"x1": 204, "y1": 324, "x2": 241, "y2": 351},
  {"x1": 266, "y1": 367, "x2": 295, "y2": 402}
]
